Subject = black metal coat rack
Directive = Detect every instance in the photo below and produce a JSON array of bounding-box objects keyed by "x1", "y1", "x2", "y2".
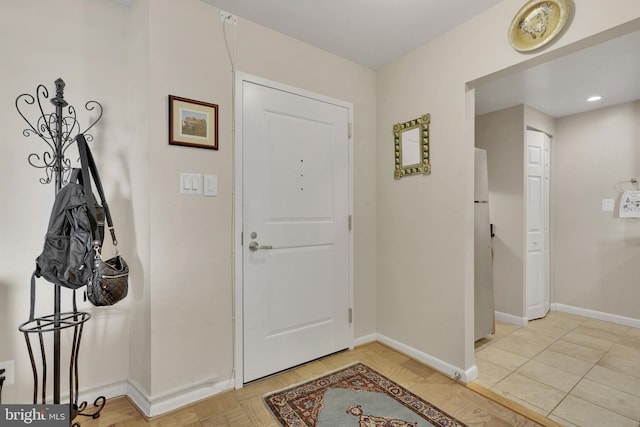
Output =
[{"x1": 16, "y1": 79, "x2": 106, "y2": 425}]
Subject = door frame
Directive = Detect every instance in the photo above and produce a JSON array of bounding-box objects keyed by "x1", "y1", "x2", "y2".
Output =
[{"x1": 232, "y1": 72, "x2": 354, "y2": 388}]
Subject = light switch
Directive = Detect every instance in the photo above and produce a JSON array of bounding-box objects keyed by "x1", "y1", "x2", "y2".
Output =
[
  {"x1": 204, "y1": 175, "x2": 218, "y2": 197},
  {"x1": 602, "y1": 199, "x2": 614, "y2": 212},
  {"x1": 180, "y1": 173, "x2": 202, "y2": 195}
]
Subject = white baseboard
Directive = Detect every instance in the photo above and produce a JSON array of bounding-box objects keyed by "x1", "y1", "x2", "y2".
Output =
[
  {"x1": 58, "y1": 379, "x2": 129, "y2": 408},
  {"x1": 354, "y1": 333, "x2": 377, "y2": 347},
  {"x1": 551, "y1": 304, "x2": 640, "y2": 328},
  {"x1": 76, "y1": 304, "x2": 639, "y2": 419},
  {"x1": 79, "y1": 303, "x2": 640, "y2": 419},
  {"x1": 127, "y1": 376, "x2": 234, "y2": 417},
  {"x1": 95, "y1": 333, "x2": 468, "y2": 418},
  {"x1": 127, "y1": 379, "x2": 151, "y2": 416},
  {"x1": 494, "y1": 311, "x2": 528, "y2": 327},
  {"x1": 374, "y1": 333, "x2": 477, "y2": 383},
  {"x1": 126, "y1": 333, "x2": 475, "y2": 416}
]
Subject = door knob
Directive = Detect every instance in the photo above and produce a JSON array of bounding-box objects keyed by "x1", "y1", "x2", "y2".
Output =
[{"x1": 249, "y1": 241, "x2": 273, "y2": 251}]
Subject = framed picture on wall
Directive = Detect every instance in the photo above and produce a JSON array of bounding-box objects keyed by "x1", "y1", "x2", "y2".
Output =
[{"x1": 169, "y1": 95, "x2": 219, "y2": 150}]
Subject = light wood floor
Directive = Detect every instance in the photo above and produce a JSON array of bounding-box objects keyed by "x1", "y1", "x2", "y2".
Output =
[{"x1": 76, "y1": 342, "x2": 557, "y2": 426}]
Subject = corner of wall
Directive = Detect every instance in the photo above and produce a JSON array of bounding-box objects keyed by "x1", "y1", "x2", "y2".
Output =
[
  {"x1": 127, "y1": 376, "x2": 234, "y2": 417},
  {"x1": 375, "y1": 334, "x2": 477, "y2": 383}
]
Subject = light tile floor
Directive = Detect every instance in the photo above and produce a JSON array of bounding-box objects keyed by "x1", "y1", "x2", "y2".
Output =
[{"x1": 474, "y1": 311, "x2": 640, "y2": 427}]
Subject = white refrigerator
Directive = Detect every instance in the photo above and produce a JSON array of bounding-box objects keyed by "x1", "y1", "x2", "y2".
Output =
[{"x1": 474, "y1": 148, "x2": 495, "y2": 340}]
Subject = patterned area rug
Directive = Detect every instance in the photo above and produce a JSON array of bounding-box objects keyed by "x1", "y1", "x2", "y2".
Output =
[{"x1": 264, "y1": 362, "x2": 468, "y2": 427}]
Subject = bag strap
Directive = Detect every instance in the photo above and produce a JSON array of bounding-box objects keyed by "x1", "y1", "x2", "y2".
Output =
[
  {"x1": 69, "y1": 168, "x2": 82, "y2": 184},
  {"x1": 29, "y1": 272, "x2": 36, "y2": 321},
  {"x1": 76, "y1": 134, "x2": 119, "y2": 251},
  {"x1": 76, "y1": 135, "x2": 99, "y2": 240}
]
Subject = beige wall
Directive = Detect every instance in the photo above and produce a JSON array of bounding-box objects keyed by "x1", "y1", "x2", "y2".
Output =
[
  {"x1": 475, "y1": 105, "x2": 555, "y2": 321},
  {"x1": 0, "y1": 0, "x2": 376, "y2": 406},
  {"x1": 2, "y1": 0, "x2": 640, "y2": 413},
  {"x1": 476, "y1": 101, "x2": 639, "y2": 323},
  {"x1": 127, "y1": 0, "x2": 152, "y2": 396},
  {"x1": 553, "y1": 101, "x2": 640, "y2": 318},
  {"x1": 476, "y1": 105, "x2": 525, "y2": 317},
  {"x1": 377, "y1": 0, "x2": 640, "y2": 372},
  {"x1": 144, "y1": 0, "x2": 377, "y2": 398},
  {"x1": 1, "y1": 0, "x2": 135, "y2": 402}
]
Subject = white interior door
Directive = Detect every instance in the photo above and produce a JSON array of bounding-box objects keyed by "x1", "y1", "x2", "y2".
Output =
[
  {"x1": 238, "y1": 76, "x2": 352, "y2": 383},
  {"x1": 526, "y1": 130, "x2": 551, "y2": 320}
]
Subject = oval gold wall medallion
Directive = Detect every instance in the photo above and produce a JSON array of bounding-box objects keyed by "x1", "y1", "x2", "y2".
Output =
[{"x1": 508, "y1": 0, "x2": 570, "y2": 52}]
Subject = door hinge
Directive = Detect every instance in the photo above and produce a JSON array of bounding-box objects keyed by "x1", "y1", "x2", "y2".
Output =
[
  {"x1": 348, "y1": 308, "x2": 353, "y2": 323},
  {"x1": 241, "y1": 232, "x2": 243, "y2": 245},
  {"x1": 348, "y1": 215, "x2": 352, "y2": 231},
  {"x1": 348, "y1": 123, "x2": 352, "y2": 139}
]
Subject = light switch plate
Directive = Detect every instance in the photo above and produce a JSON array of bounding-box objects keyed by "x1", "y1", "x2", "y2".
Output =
[
  {"x1": 602, "y1": 199, "x2": 615, "y2": 212},
  {"x1": 180, "y1": 173, "x2": 202, "y2": 195},
  {"x1": 204, "y1": 175, "x2": 218, "y2": 197}
]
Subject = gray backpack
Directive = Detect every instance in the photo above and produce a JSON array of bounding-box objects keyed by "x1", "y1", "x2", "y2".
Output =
[
  {"x1": 34, "y1": 134, "x2": 107, "y2": 289},
  {"x1": 34, "y1": 168, "x2": 104, "y2": 289}
]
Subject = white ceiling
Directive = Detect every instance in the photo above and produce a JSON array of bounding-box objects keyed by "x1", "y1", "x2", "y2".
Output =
[
  {"x1": 198, "y1": 0, "x2": 640, "y2": 118},
  {"x1": 200, "y1": 0, "x2": 503, "y2": 69},
  {"x1": 475, "y1": 29, "x2": 640, "y2": 118}
]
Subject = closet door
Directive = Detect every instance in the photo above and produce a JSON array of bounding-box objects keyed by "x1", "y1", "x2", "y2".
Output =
[{"x1": 525, "y1": 130, "x2": 550, "y2": 320}]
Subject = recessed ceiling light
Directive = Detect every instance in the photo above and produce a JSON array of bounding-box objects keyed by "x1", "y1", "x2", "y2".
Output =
[{"x1": 587, "y1": 95, "x2": 602, "y2": 102}]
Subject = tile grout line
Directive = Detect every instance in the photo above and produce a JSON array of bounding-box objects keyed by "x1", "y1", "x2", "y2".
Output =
[
  {"x1": 544, "y1": 322, "x2": 597, "y2": 419},
  {"x1": 559, "y1": 341, "x2": 640, "y2": 423},
  {"x1": 479, "y1": 317, "x2": 608, "y2": 422},
  {"x1": 486, "y1": 324, "x2": 569, "y2": 417},
  {"x1": 490, "y1": 315, "x2": 640, "y2": 424},
  {"x1": 513, "y1": 326, "x2": 572, "y2": 418}
]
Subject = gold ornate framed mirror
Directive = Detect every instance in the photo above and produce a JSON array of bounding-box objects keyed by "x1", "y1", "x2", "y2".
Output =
[{"x1": 393, "y1": 113, "x2": 431, "y2": 179}]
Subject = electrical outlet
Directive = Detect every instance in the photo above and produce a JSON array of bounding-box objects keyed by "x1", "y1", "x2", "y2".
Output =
[
  {"x1": 0, "y1": 360, "x2": 15, "y2": 386},
  {"x1": 219, "y1": 10, "x2": 238, "y2": 26}
]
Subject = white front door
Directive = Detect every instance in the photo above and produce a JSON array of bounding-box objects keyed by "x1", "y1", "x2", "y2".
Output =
[
  {"x1": 525, "y1": 130, "x2": 551, "y2": 320},
  {"x1": 236, "y1": 75, "x2": 352, "y2": 383}
]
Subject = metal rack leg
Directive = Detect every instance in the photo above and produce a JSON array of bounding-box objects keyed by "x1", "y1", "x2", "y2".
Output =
[
  {"x1": 20, "y1": 312, "x2": 105, "y2": 426},
  {"x1": 54, "y1": 287, "x2": 61, "y2": 404}
]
